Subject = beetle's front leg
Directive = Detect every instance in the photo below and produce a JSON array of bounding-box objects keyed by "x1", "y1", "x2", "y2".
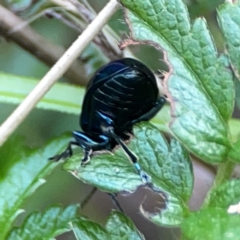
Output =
[{"x1": 73, "y1": 131, "x2": 110, "y2": 166}]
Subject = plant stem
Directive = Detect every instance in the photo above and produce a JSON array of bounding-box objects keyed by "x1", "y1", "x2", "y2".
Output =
[
  {"x1": 0, "y1": 4, "x2": 87, "y2": 85},
  {"x1": 0, "y1": 0, "x2": 119, "y2": 147},
  {"x1": 214, "y1": 161, "x2": 234, "y2": 186},
  {"x1": 202, "y1": 160, "x2": 235, "y2": 208},
  {"x1": 81, "y1": 187, "x2": 97, "y2": 209}
]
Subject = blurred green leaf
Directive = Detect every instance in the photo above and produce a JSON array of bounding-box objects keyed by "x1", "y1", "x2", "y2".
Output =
[
  {"x1": 0, "y1": 72, "x2": 84, "y2": 114},
  {"x1": 218, "y1": 0, "x2": 240, "y2": 78},
  {"x1": 120, "y1": 0, "x2": 233, "y2": 163},
  {"x1": 7, "y1": 205, "x2": 79, "y2": 240},
  {"x1": 5, "y1": 0, "x2": 32, "y2": 12},
  {"x1": 72, "y1": 211, "x2": 144, "y2": 240},
  {"x1": 64, "y1": 122, "x2": 192, "y2": 226},
  {"x1": 207, "y1": 179, "x2": 240, "y2": 209},
  {"x1": 0, "y1": 135, "x2": 70, "y2": 239},
  {"x1": 188, "y1": 0, "x2": 224, "y2": 17},
  {"x1": 181, "y1": 208, "x2": 240, "y2": 240},
  {"x1": 81, "y1": 43, "x2": 108, "y2": 76}
]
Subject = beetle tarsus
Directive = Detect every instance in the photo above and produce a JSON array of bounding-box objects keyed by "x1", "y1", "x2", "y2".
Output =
[
  {"x1": 49, "y1": 141, "x2": 75, "y2": 161},
  {"x1": 108, "y1": 130, "x2": 150, "y2": 182},
  {"x1": 49, "y1": 150, "x2": 71, "y2": 161},
  {"x1": 81, "y1": 148, "x2": 93, "y2": 165},
  {"x1": 134, "y1": 163, "x2": 151, "y2": 183},
  {"x1": 139, "y1": 171, "x2": 151, "y2": 183}
]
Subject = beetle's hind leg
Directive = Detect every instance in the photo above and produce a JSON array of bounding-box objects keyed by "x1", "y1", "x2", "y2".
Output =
[
  {"x1": 49, "y1": 141, "x2": 78, "y2": 161},
  {"x1": 107, "y1": 127, "x2": 151, "y2": 183},
  {"x1": 96, "y1": 111, "x2": 150, "y2": 182}
]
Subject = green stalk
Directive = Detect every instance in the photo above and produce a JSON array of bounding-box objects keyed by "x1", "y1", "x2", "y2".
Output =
[{"x1": 202, "y1": 160, "x2": 235, "y2": 208}]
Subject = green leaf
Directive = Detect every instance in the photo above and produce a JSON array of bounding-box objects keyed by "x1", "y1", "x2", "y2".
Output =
[
  {"x1": 217, "y1": 0, "x2": 240, "y2": 78},
  {"x1": 181, "y1": 208, "x2": 240, "y2": 240},
  {"x1": 133, "y1": 124, "x2": 193, "y2": 202},
  {"x1": 64, "y1": 151, "x2": 142, "y2": 193},
  {"x1": 0, "y1": 72, "x2": 84, "y2": 114},
  {"x1": 105, "y1": 211, "x2": 145, "y2": 240},
  {"x1": 120, "y1": 0, "x2": 233, "y2": 163},
  {"x1": 7, "y1": 205, "x2": 79, "y2": 240},
  {"x1": 64, "y1": 122, "x2": 192, "y2": 226},
  {"x1": 72, "y1": 211, "x2": 144, "y2": 240},
  {"x1": 141, "y1": 194, "x2": 185, "y2": 226},
  {"x1": 0, "y1": 135, "x2": 70, "y2": 239},
  {"x1": 72, "y1": 217, "x2": 109, "y2": 240},
  {"x1": 207, "y1": 179, "x2": 240, "y2": 209},
  {"x1": 228, "y1": 139, "x2": 240, "y2": 162}
]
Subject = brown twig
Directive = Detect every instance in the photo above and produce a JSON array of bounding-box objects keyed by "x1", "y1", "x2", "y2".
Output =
[
  {"x1": 53, "y1": 0, "x2": 123, "y2": 60},
  {"x1": 0, "y1": 4, "x2": 88, "y2": 85},
  {"x1": 0, "y1": 0, "x2": 120, "y2": 147},
  {"x1": 80, "y1": 187, "x2": 97, "y2": 209},
  {"x1": 68, "y1": 0, "x2": 94, "y2": 22},
  {"x1": 45, "y1": 8, "x2": 120, "y2": 60}
]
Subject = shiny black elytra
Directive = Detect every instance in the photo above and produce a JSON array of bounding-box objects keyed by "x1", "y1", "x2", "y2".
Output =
[{"x1": 50, "y1": 58, "x2": 166, "y2": 182}]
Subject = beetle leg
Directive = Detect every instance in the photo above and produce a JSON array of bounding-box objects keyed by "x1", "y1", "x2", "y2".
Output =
[
  {"x1": 73, "y1": 131, "x2": 110, "y2": 150},
  {"x1": 96, "y1": 111, "x2": 151, "y2": 182},
  {"x1": 73, "y1": 131, "x2": 110, "y2": 165},
  {"x1": 49, "y1": 141, "x2": 78, "y2": 161},
  {"x1": 50, "y1": 131, "x2": 110, "y2": 164},
  {"x1": 132, "y1": 97, "x2": 166, "y2": 124},
  {"x1": 107, "y1": 127, "x2": 151, "y2": 183},
  {"x1": 81, "y1": 148, "x2": 93, "y2": 165}
]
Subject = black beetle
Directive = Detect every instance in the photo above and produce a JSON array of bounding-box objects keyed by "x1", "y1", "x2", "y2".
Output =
[{"x1": 50, "y1": 58, "x2": 166, "y2": 182}]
